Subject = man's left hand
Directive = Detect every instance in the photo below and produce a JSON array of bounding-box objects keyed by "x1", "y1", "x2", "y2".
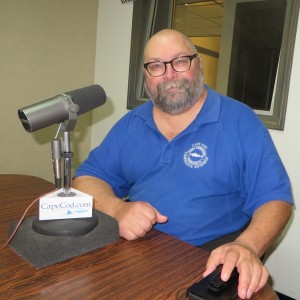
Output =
[{"x1": 203, "y1": 241, "x2": 269, "y2": 299}]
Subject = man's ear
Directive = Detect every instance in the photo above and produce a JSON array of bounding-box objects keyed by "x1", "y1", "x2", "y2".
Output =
[{"x1": 197, "y1": 54, "x2": 203, "y2": 69}]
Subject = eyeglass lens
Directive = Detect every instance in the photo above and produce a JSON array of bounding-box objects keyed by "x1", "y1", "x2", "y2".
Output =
[{"x1": 145, "y1": 55, "x2": 196, "y2": 77}]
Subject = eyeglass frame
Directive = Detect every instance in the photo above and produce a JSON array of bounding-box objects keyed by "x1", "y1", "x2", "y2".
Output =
[{"x1": 143, "y1": 53, "x2": 198, "y2": 77}]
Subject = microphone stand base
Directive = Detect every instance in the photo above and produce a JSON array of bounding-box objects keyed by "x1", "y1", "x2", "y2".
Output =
[
  {"x1": 8, "y1": 209, "x2": 120, "y2": 269},
  {"x1": 32, "y1": 213, "x2": 98, "y2": 236}
]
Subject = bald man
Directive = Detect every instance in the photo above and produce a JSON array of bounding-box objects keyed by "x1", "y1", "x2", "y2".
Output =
[{"x1": 73, "y1": 29, "x2": 293, "y2": 299}]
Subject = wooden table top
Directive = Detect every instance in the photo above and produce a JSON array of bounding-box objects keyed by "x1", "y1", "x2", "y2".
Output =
[{"x1": 0, "y1": 174, "x2": 278, "y2": 299}]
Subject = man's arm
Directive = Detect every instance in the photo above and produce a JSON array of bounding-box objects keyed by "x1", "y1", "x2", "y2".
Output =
[
  {"x1": 236, "y1": 200, "x2": 292, "y2": 257},
  {"x1": 72, "y1": 175, "x2": 168, "y2": 240},
  {"x1": 204, "y1": 200, "x2": 292, "y2": 299}
]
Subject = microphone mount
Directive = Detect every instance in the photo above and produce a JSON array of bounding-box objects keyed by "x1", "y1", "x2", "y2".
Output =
[{"x1": 52, "y1": 96, "x2": 79, "y2": 195}]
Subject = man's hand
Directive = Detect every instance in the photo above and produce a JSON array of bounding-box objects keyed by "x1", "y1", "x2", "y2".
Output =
[
  {"x1": 203, "y1": 242, "x2": 269, "y2": 299},
  {"x1": 113, "y1": 201, "x2": 168, "y2": 240},
  {"x1": 72, "y1": 176, "x2": 168, "y2": 240}
]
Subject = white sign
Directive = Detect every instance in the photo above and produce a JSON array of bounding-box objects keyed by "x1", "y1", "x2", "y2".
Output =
[{"x1": 39, "y1": 188, "x2": 93, "y2": 220}]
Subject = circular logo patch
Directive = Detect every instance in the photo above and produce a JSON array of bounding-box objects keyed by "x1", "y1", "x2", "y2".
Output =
[{"x1": 184, "y1": 143, "x2": 208, "y2": 168}]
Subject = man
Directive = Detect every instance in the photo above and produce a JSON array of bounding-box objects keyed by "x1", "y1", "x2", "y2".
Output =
[{"x1": 73, "y1": 29, "x2": 293, "y2": 299}]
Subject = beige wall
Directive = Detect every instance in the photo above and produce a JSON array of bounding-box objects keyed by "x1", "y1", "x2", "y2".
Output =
[
  {"x1": 91, "y1": 0, "x2": 133, "y2": 147},
  {"x1": 0, "y1": 0, "x2": 98, "y2": 182}
]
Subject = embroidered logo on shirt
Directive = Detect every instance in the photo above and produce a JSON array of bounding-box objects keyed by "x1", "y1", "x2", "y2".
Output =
[{"x1": 184, "y1": 143, "x2": 208, "y2": 168}]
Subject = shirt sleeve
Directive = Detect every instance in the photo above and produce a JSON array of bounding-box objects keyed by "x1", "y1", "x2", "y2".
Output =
[
  {"x1": 74, "y1": 120, "x2": 131, "y2": 198},
  {"x1": 238, "y1": 107, "x2": 293, "y2": 216}
]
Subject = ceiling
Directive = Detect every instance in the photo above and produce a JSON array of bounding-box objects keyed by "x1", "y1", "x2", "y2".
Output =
[{"x1": 173, "y1": 0, "x2": 225, "y2": 37}]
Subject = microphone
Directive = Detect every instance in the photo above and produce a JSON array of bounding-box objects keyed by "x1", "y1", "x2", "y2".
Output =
[
  {"x1": 18, "y1": 84, "x2": 106, "y2": 132},
  {"x1": 11, "y1": 84, "x2": 120, "y2": 269}
]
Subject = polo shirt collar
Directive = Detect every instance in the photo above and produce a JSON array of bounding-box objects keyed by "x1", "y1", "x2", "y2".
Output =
[{"x1": 193, "y1": 85, "x2": 220, "y2": 127}]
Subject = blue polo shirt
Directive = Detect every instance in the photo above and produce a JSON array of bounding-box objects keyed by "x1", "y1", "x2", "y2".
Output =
[{"x1": 75, "y1": 86, "x2": 293, "y2": 246}]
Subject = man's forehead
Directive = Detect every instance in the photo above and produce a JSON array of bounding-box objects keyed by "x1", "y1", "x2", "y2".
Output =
[
  {"x1": 145, "y1": 33, "x2": 191, "y2": 60},
  {"x1": 148, "y1": 32, "x2": 186, "y2": 48}
]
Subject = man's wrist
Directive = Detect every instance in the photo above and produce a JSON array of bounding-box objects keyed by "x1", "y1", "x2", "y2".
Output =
[{"x1": 233, "y1": 239, "x2": 258, "y2": 256}]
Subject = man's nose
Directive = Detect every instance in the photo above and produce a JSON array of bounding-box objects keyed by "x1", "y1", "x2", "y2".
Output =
[{"x1": 163, "y1": 63, "x2": 178, "y2": 79}]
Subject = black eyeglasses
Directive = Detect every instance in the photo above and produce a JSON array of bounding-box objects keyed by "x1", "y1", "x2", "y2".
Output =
[{"x1": 144, "y1": 53, "x2": 198, "y2": 77}]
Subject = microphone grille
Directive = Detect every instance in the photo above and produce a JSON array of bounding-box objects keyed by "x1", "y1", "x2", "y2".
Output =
[{"x1": 67, "y1": 84, "x2": 106, "y2": 115}]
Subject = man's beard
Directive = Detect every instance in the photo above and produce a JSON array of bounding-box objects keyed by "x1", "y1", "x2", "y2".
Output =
[{"x1": 144, "y1": 70, "x2": 204, "y2": 115}]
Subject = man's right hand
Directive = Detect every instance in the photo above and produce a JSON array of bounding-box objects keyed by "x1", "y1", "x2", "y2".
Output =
[
  {"x1": 113, "y1": 201, "x2": 168, "y2": 240},
  {"x1": 72, "y1": 176, "x2": 168, "y2": 240}
]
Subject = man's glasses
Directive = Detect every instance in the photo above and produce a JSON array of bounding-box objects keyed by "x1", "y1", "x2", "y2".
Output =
[{"x1": 144, "y1": 53, "x2": 198, "y2": 77}]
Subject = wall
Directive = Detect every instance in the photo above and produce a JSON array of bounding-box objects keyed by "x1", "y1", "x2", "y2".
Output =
[
  {"x1": 265, "y1": 14, "x2": 300, "y2": 297},
  {"x1": 0, "y1": 0, "x2": 99, "y2": 182},
  {"x1": 92, "y1": 0, "x2": 133, "y2": 147},
  {"x1": 94, "y1": 1, "x2": 299, "y2": 298}
]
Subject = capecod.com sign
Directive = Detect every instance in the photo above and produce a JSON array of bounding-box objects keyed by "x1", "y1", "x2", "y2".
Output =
[
  {"x1": 41, "y1": 201, "x2": 91, "y2": 211},
  {"x1": 39, "y1": 188, "x2": 93, "y2": 220}
]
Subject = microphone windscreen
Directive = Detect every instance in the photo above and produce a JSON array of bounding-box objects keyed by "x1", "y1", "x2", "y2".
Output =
[{"x1": 66, "y1": 84, "x2": 106, "y2": 116}]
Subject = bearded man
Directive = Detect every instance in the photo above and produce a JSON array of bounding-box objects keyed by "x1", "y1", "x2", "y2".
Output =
[{"x1": 73, "y1": 29, "x2": 293, "y2": 299}]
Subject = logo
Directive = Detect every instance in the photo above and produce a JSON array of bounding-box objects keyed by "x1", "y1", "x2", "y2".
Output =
[
  {"x1": 121, "y1": 0, "x2": 135, "y2": 3},
  {"x1": 184, "y1": 142, "x2": 208, "y2": 168}
]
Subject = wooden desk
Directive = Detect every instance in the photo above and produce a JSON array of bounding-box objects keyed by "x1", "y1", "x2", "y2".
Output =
[{"x1": 0, "y1": 174, "x2": 278, "y2": 299}]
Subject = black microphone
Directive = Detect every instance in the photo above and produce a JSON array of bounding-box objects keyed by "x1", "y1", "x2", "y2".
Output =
[{"x1": 18, "y1": 84, "x2": 106, "y2": 132}]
